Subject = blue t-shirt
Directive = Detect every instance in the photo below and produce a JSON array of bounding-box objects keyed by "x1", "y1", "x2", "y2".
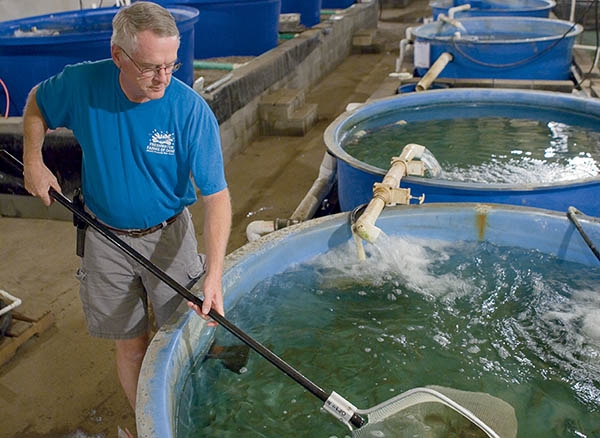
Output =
[{"x1": 36, "y1": 59, "x2": 227, "y2": 229}]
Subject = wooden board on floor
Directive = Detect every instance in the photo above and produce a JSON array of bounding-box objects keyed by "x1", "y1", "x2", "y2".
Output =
[{"x1": 0, "y1": 310, "x2": 54, "y2": 366}]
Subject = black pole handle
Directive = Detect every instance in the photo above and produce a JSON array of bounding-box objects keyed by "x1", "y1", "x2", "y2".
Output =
[
  {"x1": 567, "y1": 206, "x2": 600, "y2": 262},
  {"x1": 0, "y1": 149, "x2": 365, "y2": 429}
]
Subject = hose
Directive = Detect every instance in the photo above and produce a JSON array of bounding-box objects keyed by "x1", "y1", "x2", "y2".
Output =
[{"x1": 566, "y1": 207, "x2": 600, "y2": 262}]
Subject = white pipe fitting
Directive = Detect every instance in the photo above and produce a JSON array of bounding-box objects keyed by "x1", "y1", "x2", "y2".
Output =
[
  {"x1": 352, "y1": 144, "x2": 426, "y2": 243},
  {"x1": 0, "y1": 289, "x2": 22, "y2": 317},
  {"x1": 246, "y1": 220, "x2": 276, "y2": 242},
  {"x1": 448, "y1": 4, "x2": 471, "y2": 19}
]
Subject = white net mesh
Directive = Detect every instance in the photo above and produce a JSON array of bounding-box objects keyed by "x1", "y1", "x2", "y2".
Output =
[{"x1": 353, "y1": 386, "x2": 517, "y2": 438}]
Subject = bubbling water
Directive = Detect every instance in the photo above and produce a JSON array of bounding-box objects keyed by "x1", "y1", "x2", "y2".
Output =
[
  {"x1": 176, "y1": 236, "x2": 600, "y2": 438},
  {"x1": 342, "y1": 116, "x2": 600, "y2": 184}
]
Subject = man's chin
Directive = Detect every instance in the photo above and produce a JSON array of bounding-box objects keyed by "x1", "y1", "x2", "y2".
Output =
[{"x1": 146, "y1": 87, "x2": 166, "y2": 100}]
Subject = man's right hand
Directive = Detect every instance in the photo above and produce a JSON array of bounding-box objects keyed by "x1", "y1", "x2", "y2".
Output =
[{"x1": 23, "y1": 159, "x2": 62, "y2": 206}]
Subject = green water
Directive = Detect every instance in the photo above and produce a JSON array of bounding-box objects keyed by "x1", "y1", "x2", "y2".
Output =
[
  {"x1": 342, "y1": 116, "x2": 600, "y2": 184},
  {"x1": 176, "y1": 237, "x2": 600, "y2": 437}
]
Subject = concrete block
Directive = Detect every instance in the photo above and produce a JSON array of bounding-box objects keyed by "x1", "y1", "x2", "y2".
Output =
[
  {"x1": 261, "y1": 103, "x2": 318, "y2": 136},
  {"x1": 258, "y1": 88, "x2": 305, "y2": 121},
  {"x1": 279, "y1": 13, "x2": 301, "y2": 33},
  {"x1": 352, "y1": 28, "x2": 377, "y2": 46}
]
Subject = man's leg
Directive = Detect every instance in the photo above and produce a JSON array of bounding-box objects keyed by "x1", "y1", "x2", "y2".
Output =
[{"x1": 116, "y1": 333, "x2": 149, "y2": 410}]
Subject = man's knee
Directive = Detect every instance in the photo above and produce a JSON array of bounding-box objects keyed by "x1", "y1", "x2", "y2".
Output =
[{"x1": 116, "y1": 335, "x2": 149, "y2": 362}]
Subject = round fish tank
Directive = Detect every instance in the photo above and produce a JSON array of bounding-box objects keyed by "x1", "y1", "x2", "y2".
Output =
[
  {"x1": 142, "y1": 0, "x2": 280, "y2": 59},
  {"x1": 0, "y1": 6, "x2": 198, "y2": 117},
  {"x1": 281, "y1": 0, "x2": 322, "y2": 27},
  {"x1": 324, "y1": 89, "x2": 600, "y2": 216},
  {"x1": 430, "y1": 0, "x2": 556, "y2": 19},
  {"x1": 322, "y1": 0, "x2": 356, "y2": 8},
  {"x1": 137, "y1": 204, "x2": 600, "y2": 437},
  {"x1": 412, "y1": 17, "x2": 582, "y2": 80}
]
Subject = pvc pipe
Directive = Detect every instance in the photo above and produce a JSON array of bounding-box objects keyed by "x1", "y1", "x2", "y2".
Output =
[
  {"x1": 0, "y1": 289, "x2": 22, "y2": 317},
  {"x1": 245, "y1": 152, "x2": 337, "y2": 241},
  {"x1": 193, "y1": 61, "x2": 236, "y2": 71},
  {"x1": 246, "y1": 220, "x2": 276, "y2": 242},
  {"x1": 396, "y1": 39, "x2": 409, "y2": 73},
  {"x1": 448, "y1": 4, "x2": 470, "y2": 19},
  {"x1": 204, "y1": 72, "x2": 233, "y2": 93},
  {"x1": 570, "y1": 0, "x2": 576, "y2": 23},
  {"x1": 437, "y1": 14, "x2": 467, "y2": 32},
  {"x1": 353, "y1": 144, "x2": 425, "y2": 243},
  {"x1": 291, "y1": 152, "x2": 337, "y2": 221},
  {"x1": 574, "y1": 44, "x2": 600, "y2": 71},
  {"x1": 416, "y1": 52, "x2": 453, "y2": 91}
]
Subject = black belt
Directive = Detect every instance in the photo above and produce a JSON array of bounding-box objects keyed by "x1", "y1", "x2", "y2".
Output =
[{"x1": 103, "y1": 210, "x2": 183, "y2": 238}]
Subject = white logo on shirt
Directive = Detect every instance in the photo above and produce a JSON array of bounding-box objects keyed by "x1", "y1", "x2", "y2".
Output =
[{"x1": 146, "y1": 130, "x2": 175, "y2": 155}]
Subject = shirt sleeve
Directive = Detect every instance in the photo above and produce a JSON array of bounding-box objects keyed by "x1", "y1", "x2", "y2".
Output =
[
  {"x1": 36, "y1": 64, "x2": 76, "y2": 130},
  {"x1": 189, "y1": 99, "x2": 228, "y2": 196}
]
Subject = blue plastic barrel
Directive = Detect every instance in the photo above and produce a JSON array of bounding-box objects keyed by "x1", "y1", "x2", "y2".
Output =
[
  {"x1": 412, "y1": 17, "x2": 582, "y2": 80},
  {"x1": 0, "y1": 6, "x2": 198, "y2": 117},
  {"x1": 281, "y1": 0, "x2": 322, "y2": 27},
  {"x1": 430, "y1": 0, "x2": 556, "y2": 19},
  {"x1": 142, "y1": 0, "x2": 280, "y2": 59},
  {"x1": 136, "y1": 203, "x2": 600, "y2": 437},
  {"x1": 323, "y1": 89, "x2": 600, "y2": 216},
  {"x1": 322, "y1": 0, "x2": 356, "y2": 8}
]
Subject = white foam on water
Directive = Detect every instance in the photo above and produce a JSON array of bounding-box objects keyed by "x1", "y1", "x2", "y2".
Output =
[{"x1": 304, "y1": 235, "x2": 475, "y2": 302}]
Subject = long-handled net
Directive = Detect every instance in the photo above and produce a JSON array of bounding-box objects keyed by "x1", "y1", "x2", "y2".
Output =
[
  {"x1": 352, "y1": 386, "x2": 517, "y2": 437},
  {"x1": 2, "y1": 149, "x2": 518, "y2": 437}
]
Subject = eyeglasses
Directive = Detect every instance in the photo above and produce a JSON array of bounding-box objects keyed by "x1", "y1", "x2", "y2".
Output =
[{"x1": 119, "y1": 46, "x2": 181, "y2": 79}]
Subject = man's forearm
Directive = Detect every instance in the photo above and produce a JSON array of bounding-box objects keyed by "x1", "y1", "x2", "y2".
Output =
[
  {"x1": 23, "y1": 86, "x2": 48, "y2": 166},
  {"x1": 202, "y1": 188, "x2": 232, "y2": 279}
]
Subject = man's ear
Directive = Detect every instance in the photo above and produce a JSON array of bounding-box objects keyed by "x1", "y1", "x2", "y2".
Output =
[{"x1": 111, "y1": 45, "x2": 122, "y2": 68}]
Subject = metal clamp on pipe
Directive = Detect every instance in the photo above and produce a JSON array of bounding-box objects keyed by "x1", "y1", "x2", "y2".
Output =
[
  {"x1": 352, "y1": 144, "x2": 426, "y2": 245},
  {"x1": 416, "y1": 52, "x2": 453, "y2": 91}
]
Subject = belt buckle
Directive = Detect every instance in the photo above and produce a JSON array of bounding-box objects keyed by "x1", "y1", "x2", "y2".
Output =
[{"x1": 128, "y1": 228, "x2": 148, "y2": 238}]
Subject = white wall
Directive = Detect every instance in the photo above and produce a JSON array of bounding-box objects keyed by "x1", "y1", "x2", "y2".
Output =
[{"x1": 0, "y1": 0, "x2": 116, "y2": 21}]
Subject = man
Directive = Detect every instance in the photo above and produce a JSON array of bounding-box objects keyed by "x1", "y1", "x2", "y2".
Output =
[{"x1": 22, "y1": 1, "x2": 231, "y2": 411}]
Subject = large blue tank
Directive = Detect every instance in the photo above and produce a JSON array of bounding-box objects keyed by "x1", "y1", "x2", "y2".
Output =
[
  {"x1": 143, "y1": 0, "x2": 280, "y2": 59},
  {"x1": 324, "y1": 89, "x2": 600, "y2": 216},
  {"x1": 0, "y1": 6, "x2": 198, "y2": 117},
  {"x1": 412, "y1": 17, "x2": 582, "y2": 80},
  {"x1": 322, "y1": 0, "x2": 356, "y2": 8},
  {"x1": 430, "y1": 0, "x2": 556, "y2": 19},
  {"x1": 136, "y1": 203, "x2": 600, "y2": 437},
  {"x1": 281, "y1": 0, "x2": 322, "y2": 27}
]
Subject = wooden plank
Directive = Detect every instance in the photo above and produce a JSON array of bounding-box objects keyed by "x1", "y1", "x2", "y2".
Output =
[{"x1": 0, "y1": 311, "x2": 54, "y2": 366}]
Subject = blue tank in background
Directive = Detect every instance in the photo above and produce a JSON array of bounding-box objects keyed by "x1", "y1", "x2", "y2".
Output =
[
  {"x1": 0, "y1": 6, "x2": 198, "y2": 117},
  {"x1": 143, "y1": 0, "x2": 281, "y2": 59},
  {"x1": 322, "y1": 0, "x2": 356, "y2": 8},
  {"x1": 430, "y1": 0, "x2": 555, "y2": 19},
  {"x1": 281, "y1": 0, "x2": 322, "y2": 27},
  {"x1": 412, "y1": 17, "x2": 582, "y2": 80},
  {"x1": 324, "y1": 89, "x2": 600, "y2": 217}
]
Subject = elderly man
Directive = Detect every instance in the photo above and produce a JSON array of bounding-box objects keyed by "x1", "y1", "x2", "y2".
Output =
[{"x1": 22, "y1": 1, "x2": 231, "y2": 411}]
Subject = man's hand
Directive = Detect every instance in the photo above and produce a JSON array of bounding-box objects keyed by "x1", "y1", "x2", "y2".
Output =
[
  {"x1": 187, "y1": 272, "x2": 224, "y2": 327},
  {"x1": 23, "y1": 159, "x2": 62, "y2": 206}
]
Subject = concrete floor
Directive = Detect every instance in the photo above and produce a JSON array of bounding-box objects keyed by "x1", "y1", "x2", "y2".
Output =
[{"x1": 0, "y1": 9, "x2": 412, "y2": 437}]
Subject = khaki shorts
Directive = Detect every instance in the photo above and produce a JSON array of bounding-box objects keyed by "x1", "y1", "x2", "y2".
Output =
[{"x1": 75, "y1": 208, "x2": 205, "y2": 339}]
